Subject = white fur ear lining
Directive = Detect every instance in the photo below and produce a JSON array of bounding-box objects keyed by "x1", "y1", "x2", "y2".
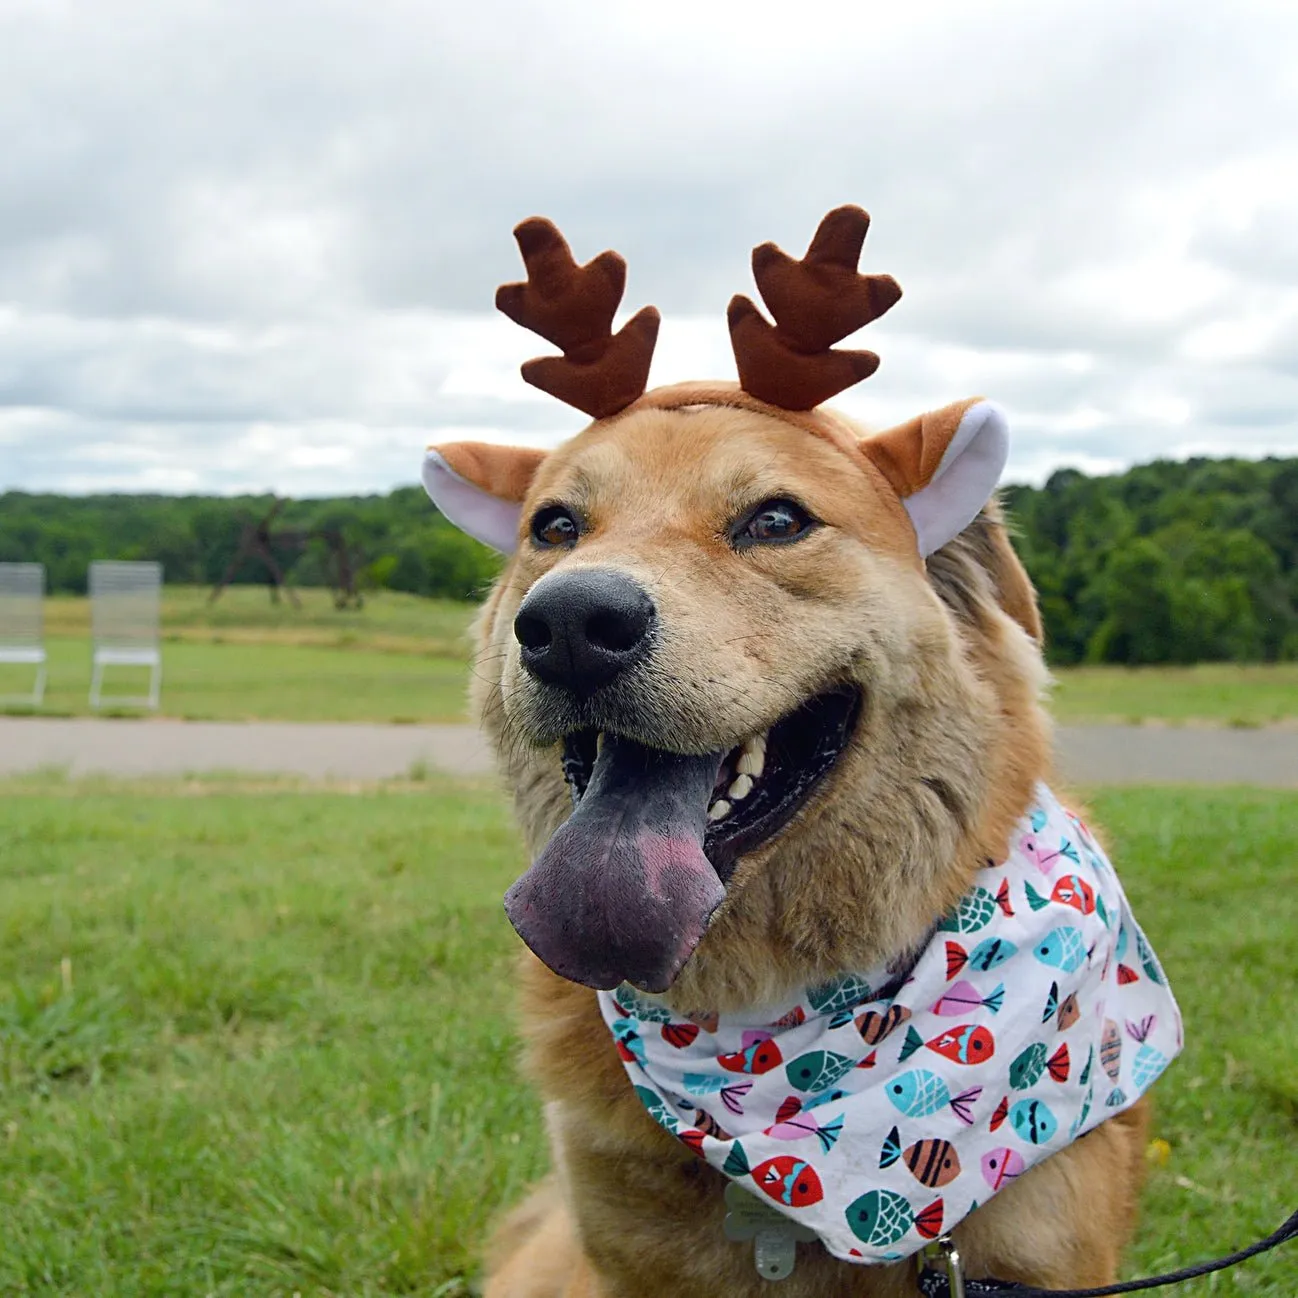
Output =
[
  {"x1": 903, "y1": 401, "x2": 1009, "y2": 557},
  {"x1": 421, "y1": 449, "x2": 523, "y2": 554}
]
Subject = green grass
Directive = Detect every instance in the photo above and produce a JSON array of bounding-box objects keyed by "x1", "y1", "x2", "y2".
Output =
[
  {"x1": 0, "y1": 585, "x2": 478, "y2": 722},
  {"x1": 1048, "y1": 663, "x2": 1298, "y2": 728},
  {"x1": 4, "y1": 586, "x2": 1298, "y2": 725},
  {"x1": 0, "y1": 781, "x2": 1293, "y2": 1294},
  {"x1": 1, "y1": 637, "x2": 470, "y2": 724},
  {"x1": 43, "y1": 585, "x2": 478, "y2": 655}
]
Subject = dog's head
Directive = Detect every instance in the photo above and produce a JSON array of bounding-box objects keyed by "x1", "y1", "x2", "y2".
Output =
[{"x1": 427, "y1": 211, "x2": 1050, "y2": 1008}]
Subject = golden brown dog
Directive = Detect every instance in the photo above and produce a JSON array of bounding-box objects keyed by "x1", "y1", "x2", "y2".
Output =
[{"x1": 426, "y1": 212, "x2": 1154, "y2": 1296}]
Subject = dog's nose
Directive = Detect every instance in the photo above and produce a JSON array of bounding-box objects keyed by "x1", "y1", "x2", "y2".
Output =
[{"x1": 514, "y1": 570, "x2": 656, "y2": 694}]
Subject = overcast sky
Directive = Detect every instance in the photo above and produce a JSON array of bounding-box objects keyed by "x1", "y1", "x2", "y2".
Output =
[{"x1": 2, "y1": 0, "x2": 1297, "y2": 497}]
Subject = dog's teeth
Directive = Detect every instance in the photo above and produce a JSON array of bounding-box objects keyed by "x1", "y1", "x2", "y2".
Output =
[
  {"x1": 708, "y1": 799, "x2": 731, "y2": 822},
  {"x1": 728, "y1": 774, "x2": 753, "y2": 801},
  {"x1": 736, "y1": 734, "x2": 766, "y2": 777}
]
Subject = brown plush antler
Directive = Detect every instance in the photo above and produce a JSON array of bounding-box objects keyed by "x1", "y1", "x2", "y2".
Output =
[
  {"x1": 496, "y1": 218, "x2": 661, "y2": 420},
  {"x1": 728, "y1": 205, "x2": 902, "y2": 410}
]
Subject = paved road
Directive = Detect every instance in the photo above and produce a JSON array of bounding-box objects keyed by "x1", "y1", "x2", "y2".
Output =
[
  {"x1": 0, "y1": 718, "x2": 494, "y2": 780},
  {"x1": 1, "y1": 718, "x2": 1296, "y2": 786}
]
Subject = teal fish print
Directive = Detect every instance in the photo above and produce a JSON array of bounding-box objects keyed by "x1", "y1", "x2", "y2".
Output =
[
  {"x1": 1136, "y1": 931, "x2": 1165, "y2": 985},
  {"x1": 610, "y1": 1018, "x2": 647, "y2": 1065},
  {"x1": 682, "y1": 1073, "x2": 753, "y2": 1115},
  {"x1": 806, "y1": 974, "x2": 874, "y2": 1015},
  {"x1": 633, "y1": 1085, "x2": 680, "y2": 1133},
  {"x1": 1009, "y1": 1098, "x2": 1058, "y2": 1145},
  {"x1": 1009, "y1": 1041, "x2": 1069, "y2": 1089},
  {"x1": 785, "y1": 1050, "x2": 859, "y2": 1093},
  {"x1": 1126, "y1": 1016, "x2": 1169, "y2": 1089},
  {"x1": 1069, "y1": 1088, "x2": 1094, "y2": 1140},
  {"x1": 945, "y1": 937, "x2": 1017, "y2": 978},
  {"x1": 844, "y1": 1188, "x2": 944, "y2": 1248},
  {"x1": 938, "y1": 880, "x2": 1013, "y2": 933},
  {"x1": 614, "y1": 985, "x2": 673, "y2": 1023},
  {"x1": 884, "y1": 1069, "x2": 981, "y2": 1125},
  {"x1": 1032, "y1": 926, "x2": 1087, "y2": 973}
]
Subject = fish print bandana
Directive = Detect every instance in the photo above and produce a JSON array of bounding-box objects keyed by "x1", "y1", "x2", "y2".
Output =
[{"x1": 596, "y1": 784, "x2": 1183, "y2": 1265}]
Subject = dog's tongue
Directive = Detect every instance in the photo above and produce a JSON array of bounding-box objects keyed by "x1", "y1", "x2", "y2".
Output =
[{"x1": 503, "y1": 735, "x2": 725, "y2": 993}]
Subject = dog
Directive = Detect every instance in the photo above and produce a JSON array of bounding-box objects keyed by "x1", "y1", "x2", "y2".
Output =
[{"x1": 424, "y1": 209, "x2": 1177, "y2": 1296}]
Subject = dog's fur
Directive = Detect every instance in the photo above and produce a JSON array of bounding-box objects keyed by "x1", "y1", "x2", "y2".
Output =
[{"x1": 464, "y1": 391, "x2": 1150, "y2": 1297}]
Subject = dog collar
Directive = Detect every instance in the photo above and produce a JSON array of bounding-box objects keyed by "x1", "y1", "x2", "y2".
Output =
[{"x1": 597, "y1": 783, "x2": 1183, "y2": 1267}]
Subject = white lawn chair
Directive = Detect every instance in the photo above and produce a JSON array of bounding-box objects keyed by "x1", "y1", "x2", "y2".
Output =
[
  {"x1": 0, "y1": 562, "x2": 47, "y2": 706},
  {"x1": 89, "y1": 560, "x2": 163, "y2": 709}
]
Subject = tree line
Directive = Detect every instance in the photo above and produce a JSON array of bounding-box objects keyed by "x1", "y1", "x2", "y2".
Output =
[
  {"x1": 2, "y1": 453, "x2": 1296, "y2": 664},
  {"x1": 0, "y1": 488, "x2": 500, "y2": 605}
]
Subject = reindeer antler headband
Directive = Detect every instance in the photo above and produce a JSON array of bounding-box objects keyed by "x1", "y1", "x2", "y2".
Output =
[{"x1": 498, "y1": 206, "x2": 902, "y2": 417}]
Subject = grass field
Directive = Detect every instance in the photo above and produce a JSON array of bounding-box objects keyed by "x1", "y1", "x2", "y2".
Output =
[
  {"x1": 2, "y1": 586, "x2": 1297, "y2": 725},
  {"x1": 0, "y1": 778, "x2": 1293, "y2": 1295},
  {"x1": 1047, "y1": 663, "x2": 1298, "y2": 729},
  {"x1": 1, "y1": 587, "x2": 475, "y2": 723}
]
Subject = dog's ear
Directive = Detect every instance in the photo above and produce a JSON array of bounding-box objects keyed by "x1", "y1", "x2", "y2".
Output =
[
  {"x1": 860, "y1": 398, "x2": 1009, "y2": 557},
  {"x1": 421, "y1": 442, "x2": 548, "y2": 553}
]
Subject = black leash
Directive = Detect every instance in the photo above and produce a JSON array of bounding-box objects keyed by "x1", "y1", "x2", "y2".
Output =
[{"x1": 916, "y1": 1207, "x2": 1298, "y2": 1297}]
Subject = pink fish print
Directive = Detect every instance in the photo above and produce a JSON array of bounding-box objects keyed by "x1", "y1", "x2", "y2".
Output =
[
  {"x1": 981, "y1": 1147, "x2": 1025, "y2": 1191},
  {"x1": 1017, "y1": 832, "x2": 1081, "y2": 875},
  {"x1": 764, "y1": 1095, "x2": 844, "y2": 1154},
  {"x1": 931, "y1": 980, "x2": 1004, "y2": 1017}
]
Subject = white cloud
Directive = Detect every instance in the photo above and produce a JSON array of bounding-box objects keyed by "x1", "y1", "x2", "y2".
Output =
[{"x1": 1, "y1": 0, "x2": 1297, "y2": 495}]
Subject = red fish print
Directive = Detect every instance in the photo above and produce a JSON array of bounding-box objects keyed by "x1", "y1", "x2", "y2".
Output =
[
  {"x1": 1118, "y1": 964, "x2": 1140, "y2": 985},
  {"x1": 995, "y1": 878, "x2": 1014, "y2": 917},
  {"x1": 1051, "y1": 874, "x2": 1096, "y2": 915},
  {"x1": 914, "y1": 1200, "x2": 946, "y2": 1240},
  {"x1": 926, "y1": 1023, "x2": 996, "y2": 1066},
  {"x1": 723, "y1": 1141, "x2": 823, "y2": 1208},
  {"x1": 678, "y1": 1128, "x2": 707, "y2": 1156},
  {"x1": 1047, "y1": 1042, "x2": 1070, "y2": 1082},
  {"x1": 989, "y1": 1095, "x2": 1009, "y2": 1132},
  {"x1": 855, "y1": 1004, "x2": 910, "y2": 1045},
  {"x1": 768, "y1": 1006, "x2": 806, "y2": 1030},
  {"x1": 661, "y1": 1022, "x2": 700, "y2": 1049},
  {"x1": 718, "y1": 1031, "x2": 783, "y2": 1075}
]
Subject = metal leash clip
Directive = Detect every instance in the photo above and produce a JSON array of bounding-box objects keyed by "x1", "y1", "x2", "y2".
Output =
[{"x1": 918, "y1": 1235, "x2": 966, "y2": 1298}]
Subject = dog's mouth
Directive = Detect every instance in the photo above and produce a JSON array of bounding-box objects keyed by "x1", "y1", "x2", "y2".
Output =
[{"x1": 503, "y1": 686, "x2": 861, "y2": 994}]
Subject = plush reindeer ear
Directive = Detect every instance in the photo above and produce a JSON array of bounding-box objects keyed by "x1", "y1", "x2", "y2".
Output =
[
  {"x1": 861, "y1": 399, "x2": 1009, "y2": 557},
  {"x1": 421, "y1": 442, "x2": 547, "y2": 553}
]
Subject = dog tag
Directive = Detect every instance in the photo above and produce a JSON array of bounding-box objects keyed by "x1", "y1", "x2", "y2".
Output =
[
  {"x1": 723, "y1": 1183, "x2": 817, "y2": 1282},
  {"x1": 754, "y1": 1229, "x2": 797, "y2": 1282}
]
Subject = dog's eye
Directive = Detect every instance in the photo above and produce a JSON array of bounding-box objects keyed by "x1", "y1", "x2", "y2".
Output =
[
  {"x1": 735, "y1": 499, "x2": 816, "y2": 547},
  {"x1": 532, "y1": 506, "x2": 580, "y2": 548}
]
